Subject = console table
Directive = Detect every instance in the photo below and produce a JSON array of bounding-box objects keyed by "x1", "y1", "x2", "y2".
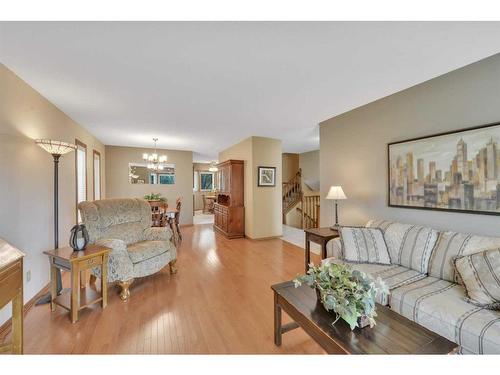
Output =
[
  {"x1": 303, "y1": 227, "x2": 339, "y2": 272},
  {"x1": 44, "y1": 245, "x2": 110, "y2": 323},
  {"x1": 0, "y1": 239, "x2": 25, "y2": 354}
]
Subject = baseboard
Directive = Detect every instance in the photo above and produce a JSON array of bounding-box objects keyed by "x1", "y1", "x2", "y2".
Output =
[
  {"x1": 0, "y1": 283, "x2": 50, "y2": 341},
  {"x1": 252, "y1": 235, "x2": 283, "y2": 241}
]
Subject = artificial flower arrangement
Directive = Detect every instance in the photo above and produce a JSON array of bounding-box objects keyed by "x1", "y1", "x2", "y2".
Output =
[{"x1": 294, "y1": 262, "x2": 389, "y2": 330}]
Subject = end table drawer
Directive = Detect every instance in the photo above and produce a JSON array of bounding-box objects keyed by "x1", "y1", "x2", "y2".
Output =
[{"x1": 80, "y1": 256, "x2": 103, "y2": 269}]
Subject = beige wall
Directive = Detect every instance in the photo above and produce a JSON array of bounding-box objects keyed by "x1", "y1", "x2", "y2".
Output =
[
  {"x1": 282, "y1": 153, "x2": 299, "y2": 183},
  {"x1": 193, "y1": 162, "x2": 212, "y2": 211},
  {"x1": 299, "y1": 150, "x2": 320, "y2": 193},
  {"x1": 105, "y1": 145, "x2": 193, "y2": 225},
  {"x1": 219, "y1": 136, "x2": 282, "y2": 239},
  {"x1": 319, "y1": 53, "x2": 500, "y2": 235},
  {"x1": 0, "y1": 64, "x2": 106, "y2": 325}
]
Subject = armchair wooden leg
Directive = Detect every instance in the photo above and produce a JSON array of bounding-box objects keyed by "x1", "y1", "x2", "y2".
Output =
[
  {"x1": 117, "y1": 279, "x2": 134, "y2": 302},
  {"x1": 169, "y1": 259, "x2": 178, "y2": 274}
]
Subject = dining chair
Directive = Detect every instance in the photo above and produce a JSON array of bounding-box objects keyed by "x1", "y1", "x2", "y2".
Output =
[{"x1": 174, "y1": 198, "x2": 182, "y2": 243}]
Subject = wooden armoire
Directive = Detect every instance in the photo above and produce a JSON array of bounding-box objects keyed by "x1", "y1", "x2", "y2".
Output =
[{"x1": 214, "y1": 159, "x2": 245, "y2": 238}]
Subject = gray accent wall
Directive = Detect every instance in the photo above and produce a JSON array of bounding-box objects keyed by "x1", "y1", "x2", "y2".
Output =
[{"x1": 319, "y1": 53, "x2": 500, "y2": 236}]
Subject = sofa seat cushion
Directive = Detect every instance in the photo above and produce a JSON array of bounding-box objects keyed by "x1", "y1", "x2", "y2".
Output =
[
  {"x1": 366, "y1": 219, "x2": 438, "y2": 274},
  {"x1": 390, "y1": 277, "x2": 500, "y2": 354},
  {"x1": 322, "y1": 258, "x2": 426, "y2": 306},
  {"x1": 127, "y1": 240, "x2": 170, "y2": 264}
]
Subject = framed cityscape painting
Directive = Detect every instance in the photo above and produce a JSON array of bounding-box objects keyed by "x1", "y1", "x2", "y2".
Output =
[{"x1": 388, "y1": 122, "x2": 500, "y2": 215}]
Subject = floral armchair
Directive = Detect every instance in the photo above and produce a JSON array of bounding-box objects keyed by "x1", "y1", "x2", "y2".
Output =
[{"x1": 78, "y1": 198, "x2": 177, "y2": 301}]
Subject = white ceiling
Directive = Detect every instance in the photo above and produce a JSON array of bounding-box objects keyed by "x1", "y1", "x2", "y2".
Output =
[{"x1": 1, "y1": 22, "x2": 500, "y2": 162}]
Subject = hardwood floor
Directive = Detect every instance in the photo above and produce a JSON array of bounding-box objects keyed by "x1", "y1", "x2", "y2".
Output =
[{"x1": 11, "y1": 224, "x2": 324, "y2": 354}]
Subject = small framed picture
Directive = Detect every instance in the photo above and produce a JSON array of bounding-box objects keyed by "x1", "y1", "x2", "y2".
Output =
[{"x1": 258, "y1": 166, "x2": 276, "y2": 187}]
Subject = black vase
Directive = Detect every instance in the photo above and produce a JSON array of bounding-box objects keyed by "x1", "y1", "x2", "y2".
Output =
[{"x1": 69, "y1": 224, "x2": 89, "y2": 251}]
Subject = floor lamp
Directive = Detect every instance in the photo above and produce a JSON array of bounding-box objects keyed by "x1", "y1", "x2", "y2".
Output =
[{"x1": 35, "y1": 139, "x2": 77, "y2": 305}]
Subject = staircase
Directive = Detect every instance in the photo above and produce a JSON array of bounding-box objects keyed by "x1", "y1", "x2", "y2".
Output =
[
  {"x1": 282, "y1": 169, "x2": 321, "y2": 229},
  {"x1": 282, "y1": 169, "x2": 302, "y2": 221},
  {"x1": 297, "y1": 195, "x2": 320, "y2": 229}
]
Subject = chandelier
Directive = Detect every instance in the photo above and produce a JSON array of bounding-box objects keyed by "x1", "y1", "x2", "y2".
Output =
[
  {"x1": 209, "y1": 161, "x2": 218, "y2": 172},
  {"x1": 142, "y1": 138, "x2": 167, "y2": 171}
]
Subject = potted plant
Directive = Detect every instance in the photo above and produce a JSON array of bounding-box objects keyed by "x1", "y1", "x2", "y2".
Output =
[
  {"x1": 293, "y1": 262, "x2": 389, "y2": 330},
  {"x1": 144, "y1": 193, "x2": 167, "y2": 202}
]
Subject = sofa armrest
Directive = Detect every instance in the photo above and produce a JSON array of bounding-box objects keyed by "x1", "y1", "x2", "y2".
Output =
[
  {"x1": 93, "y1": 238, "x2": 134, "y2": 282},
  {"x1": 326, "y1": 237, "x2": 343, "y2": 260},
  {"x1": 143, "y1": 226, "x2": 173, "y2": 242}
]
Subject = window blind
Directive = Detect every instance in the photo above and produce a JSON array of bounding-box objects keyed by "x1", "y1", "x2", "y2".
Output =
[
  {"x1": 94, "y1": 152, "x2": 101, "y2": 200},
  {"x1": 76, "y1": 143, "x2": 86, "y2": 222}
]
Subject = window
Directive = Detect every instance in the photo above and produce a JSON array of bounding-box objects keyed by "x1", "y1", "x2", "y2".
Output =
[
  {"x1": 75, "y1": 139, "x2": 87, "y2": 222},
  {"x1": 193, "y1": 171, "x2": 199, "y2": 192},
  {"x1": 200, "y1": 172, "x2": 214, "y2": 191},
  {"x1": 158, "y1": 174, "x2": 175, "y2": 184},
  {"x1": 93, "y1": 150, "x2": 101, "y2": 200},
  {"x1": 149, "y1": 173, "x2": 175, "y2": 184}
]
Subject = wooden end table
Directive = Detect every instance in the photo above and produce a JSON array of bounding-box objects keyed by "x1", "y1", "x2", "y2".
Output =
[
  {"x1": 44, "y1": 245, "x2": 110, "y2": 323},
  {"x1": 304, "y1": 227, "x2": 339, "y2": 272},
  {"x1": 271, "y1": 281, "x2": 458, "y2": 354}
]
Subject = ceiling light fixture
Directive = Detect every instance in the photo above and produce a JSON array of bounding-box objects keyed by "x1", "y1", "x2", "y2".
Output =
[
  {"x1": 208, "y1": 161, "x2": 218, "y2": 172},
  {"x1": 142, "y1": 138, "x2": 167, "y2": 171}
]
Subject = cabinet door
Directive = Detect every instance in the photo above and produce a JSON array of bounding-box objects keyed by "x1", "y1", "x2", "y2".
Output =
[
  {"x1": 224, "y1": 166, "x2": 231, "y2": 194},
  {"x1": 219, "y1": 167, "x2": 225, "y2": 192},
  {"x1": 215, "y1": 210, "x2": 221, "y2": 228},
  {"x1": 221, "y1": 165, "x2": 230, "y2": 193},
  {"x1": 222, "y1": 213, "x2": 228, "y2": 232}
]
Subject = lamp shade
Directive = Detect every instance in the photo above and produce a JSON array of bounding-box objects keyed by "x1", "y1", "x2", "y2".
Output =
[
  {"x1": 35, "y1": 139, "x2": 76, "y2": 155},
  {"x1": 325, "y1": 186, "x2": 347, "y2": 200}
]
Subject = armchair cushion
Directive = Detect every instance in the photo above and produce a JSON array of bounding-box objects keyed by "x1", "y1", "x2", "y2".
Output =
[
  {"x1": 127, "y1": 240, "x2": 172, "y2": 264},
  {"x1": 101, "y1": 222, "x2": 146, "y2": 245},
  {"x1": 143, "y1": 226, "x2": 173, "y2": 242}
]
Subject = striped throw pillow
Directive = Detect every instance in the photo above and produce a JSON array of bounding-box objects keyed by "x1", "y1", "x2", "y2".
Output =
[
  {"x1": 339, "y1": 227, "x2": 391, "y2": 265},
  {"x1": 454, "y1": 248, "x2": 500, "y2": 310},
  {"x1": 366, "y1": 220, "x2": 438, "y2": 274}
]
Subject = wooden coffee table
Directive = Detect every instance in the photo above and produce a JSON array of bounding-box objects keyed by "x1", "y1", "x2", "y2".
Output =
[{"x1": 271, "y1": 281, "x2": 458, "y2": 354}]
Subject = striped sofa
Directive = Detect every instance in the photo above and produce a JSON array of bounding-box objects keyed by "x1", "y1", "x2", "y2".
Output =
[{"x1": 323, "y1": 219, "x2": 500, "y2": 354}]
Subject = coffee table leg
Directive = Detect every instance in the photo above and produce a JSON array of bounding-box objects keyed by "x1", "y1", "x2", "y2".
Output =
[{"x1": 274, "y1": 292, "x2": 282, "y2": 346}]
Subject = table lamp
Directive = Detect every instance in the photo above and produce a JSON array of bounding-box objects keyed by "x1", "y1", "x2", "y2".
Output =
[{"x1": 325, "y1": 186, "x2": 347, "y2": 229}]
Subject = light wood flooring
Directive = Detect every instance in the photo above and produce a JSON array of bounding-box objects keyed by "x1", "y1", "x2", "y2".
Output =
[{"x1": 10, "y1": 224, "x2": 324, "y2": 354}]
